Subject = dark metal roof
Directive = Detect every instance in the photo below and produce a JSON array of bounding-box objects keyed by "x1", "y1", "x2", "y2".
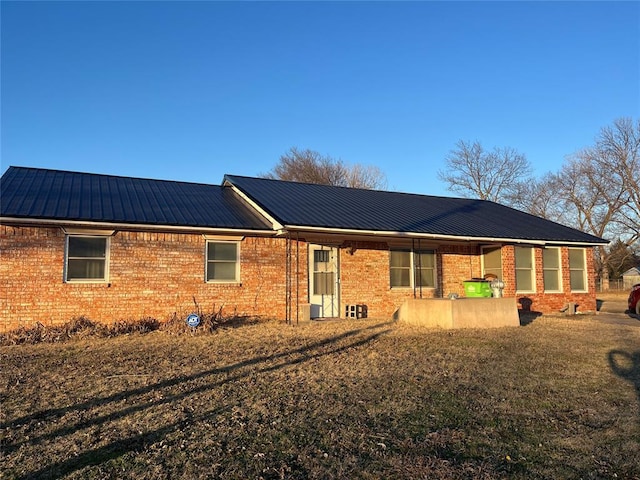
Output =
[
  {"x1": 224, "y1": 175, "x2": 608, "y2": 245},
  {"x1": 0, "y1": 167, "x2": 608, "y2": 244},
  {"x1": 0, "y1": 167, "x2": 272, "y2": 231}
]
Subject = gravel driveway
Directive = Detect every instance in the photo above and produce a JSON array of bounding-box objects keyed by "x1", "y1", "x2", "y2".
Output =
[{"x1": 596, "y1": 295, "x2": 639, "y2": 327}]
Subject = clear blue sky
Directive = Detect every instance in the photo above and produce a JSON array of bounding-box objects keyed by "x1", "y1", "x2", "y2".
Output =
[{"x1": 2, "y1": 1, "x2": 638, "y2": 196}]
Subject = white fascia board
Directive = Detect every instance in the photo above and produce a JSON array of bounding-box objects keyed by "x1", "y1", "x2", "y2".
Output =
[
  {"x1": 280, "y1": 224, "x2": 607, "y2": 247},
  {"x1": 539, "y1": 239, "x2": 609, "y2": 247},
  {"x1": 222, "y1": 181, "x2": 284, "y2": 231},
  {"x1": 0, "y1": 217, "x2": 276, "y2": 236}
]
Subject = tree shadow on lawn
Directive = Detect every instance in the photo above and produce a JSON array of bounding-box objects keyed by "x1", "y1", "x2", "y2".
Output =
[
  {"x1": 609, "y1": 349, "x2": 640, "y2": 421},
  {"x1": 6, "y1": 321, "x2": 393, "y2": 479}
]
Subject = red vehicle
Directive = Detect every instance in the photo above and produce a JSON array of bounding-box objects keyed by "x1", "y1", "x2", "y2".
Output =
[{"x1": 629, "y1": 283, "x2": 640, "y2": 315}]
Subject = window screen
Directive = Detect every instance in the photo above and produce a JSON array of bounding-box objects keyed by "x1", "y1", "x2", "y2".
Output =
[
  {"x1": 390, "y1": 249, "x2": 435, "y2": 288},
  {"x1": 206, "y1": 242, "x2": 239, "y2": 282},
  {"x1": 515, "y1": 246, "x2": 534, "y2": 292},
  {"x1": 569, "y1": 248, "x2": 586, "y2": 291},
  {"x1": 482, "y1": 247, "x2": 502, "y2": 279},
  {"x1": 66, "y1": 236, "x2": 108, "y2": 281},
  {"x1": 390, "y1": 250, "x2": 411, "y2": 287},
  {"x1": 414, "y1": 251, "x2": 435, "y2": 287},
  {"x1": 313, "y1": 249, "x2": 335, "y2": 295},
  {"x1": 543, "y1": 248, "x2": 561, "y2": 292}
]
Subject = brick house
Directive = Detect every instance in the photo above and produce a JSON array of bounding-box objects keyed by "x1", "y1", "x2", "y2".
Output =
[{"x1": 0, "y1": 166, "x2": 607, "y2": 331}]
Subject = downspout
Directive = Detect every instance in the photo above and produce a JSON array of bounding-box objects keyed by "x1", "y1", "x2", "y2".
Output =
[
  {"x1": 412, "y1": 238, "x2": 416, "y2": 299},
  {"x1": 285, "y1": 232, "x2": 292, "y2": 325},
  {"x1": 296, "y1": 231, "x2": 300, "y2": 325},
  {"x1": 417, "y1": 238, "x2": 423, "y2": 299}
]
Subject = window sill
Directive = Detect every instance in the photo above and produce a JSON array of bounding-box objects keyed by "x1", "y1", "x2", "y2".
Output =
[
  {"x1": 390, "y1": 286, "x2": 436, "y2": 290},
  {"x1": 65, "y1": 280, "x2": 109, "y2": 284}
]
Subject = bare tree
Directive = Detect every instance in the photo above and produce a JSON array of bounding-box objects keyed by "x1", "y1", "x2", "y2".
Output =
[
  {"x1": 344, "y1": 162, "x2": 388, "y2": 189},
  {"x1": 438, "y1": 140, "x2": 532, "y2": 202},
  {"x1": 584, "y1": 117, "x2": 640, "y2": 246},
  {"x1": 264, "y1": 147, "x2": 387, "y2": 190},
  {"x1": 606, "y1": 239, "x2": 640, "y2": 279},
  {"x1": 556, "y1": 118, "x2": 639, "y2": 245},
  {"x1": 508, "y1": 173, "x2": 569, "y2": 224},
  {"x1": 520, "y1": 118, "x2": 639, "y2": 283}
]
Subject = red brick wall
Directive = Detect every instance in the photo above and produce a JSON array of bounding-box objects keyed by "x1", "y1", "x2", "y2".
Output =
[
  {"x1": 0, "y1": 225, "x2": 599, "y2": 331},
  {"x1": 0, "y1": 225, "x2": 307, "y2": 331},
  {"x1": 439, "y1": 244, "x2": 482, "y2": 297},
  {"x1": 501, "y1": 245, "x2": 597, "y2": 314},
  {"x1": 338, "y1": 242, "x2": 598, "y2": 317},
  {"x1": 339, "y1": 241, "x2": 424, "y2": 318},
  {"x1": 339, "y1": 242, "x2": 486, "y2": 318}
]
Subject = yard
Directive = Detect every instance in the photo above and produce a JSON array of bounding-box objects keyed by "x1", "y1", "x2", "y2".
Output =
[{"x1": 1, "y1": 313, "x2": 639, "y2": 479}]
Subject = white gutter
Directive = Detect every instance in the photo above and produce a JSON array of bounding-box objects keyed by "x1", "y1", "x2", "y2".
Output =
[
  {"x1": 2, "y1": 217, "x2": 606, "y2": 246},
  {"x1": 0, "y1": 217, "x2": 276, "y2": 236},
  {"x1": 277, "y1": 224, "x2": 608, "y2": 246}
]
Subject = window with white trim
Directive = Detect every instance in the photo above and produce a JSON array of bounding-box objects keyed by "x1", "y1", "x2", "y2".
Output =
[
  {"x1": 65, "y1": 236, "x2": 109, "y2": 282},
  {"x1": 482, "y1": 246, "x2": 502, "y2": 279},
  {"x1": 515, "y1": 246, "x2": 535, "y2": 292},
  {"x1": 390, "y1": 249, "x2": 436, "y2": 288},
  {"x1": 543, "y1": 247, "x2": 562, "y2": 292},
  {"x1": 206, "y1": 241, "x2": 239, "y2": 282},
  {"x1": 569, "y1": 248, "x2": 587, "y2": 291}
]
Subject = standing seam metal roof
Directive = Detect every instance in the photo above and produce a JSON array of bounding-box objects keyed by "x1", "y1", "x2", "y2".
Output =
[
  {"x1": 223, "y1": 174, "x2": 608, "y2": 244},
  {"x1": 0, "y1": 167, "x2": 608, "y2": 244},
  {"x1": 0, "y1": 167, "x2": 272, "y2": 231}
]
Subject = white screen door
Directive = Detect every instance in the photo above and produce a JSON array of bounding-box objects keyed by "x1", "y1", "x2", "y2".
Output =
[{"x1": 309, "y1": 245, "x2": 339, "y2": 318}]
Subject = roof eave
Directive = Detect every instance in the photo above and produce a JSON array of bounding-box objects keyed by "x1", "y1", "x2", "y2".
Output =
[
  {"x1": 278, "y1": 224, "x2": 609, "y2": 247},
  {"x1": 0, "y1": 216, "x2": 277, "y2": 236}
]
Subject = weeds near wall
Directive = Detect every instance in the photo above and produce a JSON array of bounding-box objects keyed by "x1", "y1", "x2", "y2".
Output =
[
  {"x1": 0, "y1": 317, "x2": 160, "y2": 346},
  {"x1": 0, "y1": 305, "x2": 262, "y2": 346}
]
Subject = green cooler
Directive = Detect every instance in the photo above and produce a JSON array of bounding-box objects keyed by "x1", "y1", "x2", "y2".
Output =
[{"x1": 463, "y1": 279, "x2": 492, "y2": 297}]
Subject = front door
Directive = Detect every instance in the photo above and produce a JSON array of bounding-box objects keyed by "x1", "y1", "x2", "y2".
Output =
[{"x1": 309, "y1": 245, "x2": 339, "y2": 318}]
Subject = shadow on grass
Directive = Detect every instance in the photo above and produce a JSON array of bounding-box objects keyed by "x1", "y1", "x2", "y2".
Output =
[
  {"x1": 518, "y1": 311, "x2": 542, "y2": 326},
  {"x1": 608, "y1": 349, "x2": 640, "y2": 420},
  {"x1": 7, "y1": 321, "x2": 393, "y2": 479},
  {"x1": 517, "y1": 297, "x2": 543, "y2": 326}
]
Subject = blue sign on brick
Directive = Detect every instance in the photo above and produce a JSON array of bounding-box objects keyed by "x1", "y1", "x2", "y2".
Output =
[{"x1": 186, "y1": 314, "x2": 201, "y2": 327}]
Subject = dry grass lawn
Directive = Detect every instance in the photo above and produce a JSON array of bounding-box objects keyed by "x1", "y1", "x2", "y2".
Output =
[{"x1": 1, "y1": 315, "x2": 639, "y2": 479}]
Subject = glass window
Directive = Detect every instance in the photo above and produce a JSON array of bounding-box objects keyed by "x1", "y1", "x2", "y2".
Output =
[
  {"x1": 390, "y1": 249, "x2": 435, "y2": 288},
  {"x1": 543, "y1": 248, "x2": 561, "y2": 292},
  {"x1": 313, "y1": 249, "x2": 335, "y2": 295},
  {"x1": 390, "y1": 250, "x2": 411, "y2": 287},
  {"x1": 569, "y1": 248, "x2": 586, "y2": 291},
  {"x1": 515, "y1": 246, "x2": 534, "y2": 292},
  {"x1": 314, "y1": 250, "x2": 330, "y2": 263},
  {"x1": 482, "y1": 247, "x2": 502, "y2": 279},
  {"x1": 414, "y1": 251, "x2": 435, "y2": 287},
  {"x1": 206, "y1": 241, "x2": 239, "y2": 282},
  {"x1": 66, "y1": 236, "x2": 108, "y2": 281}
]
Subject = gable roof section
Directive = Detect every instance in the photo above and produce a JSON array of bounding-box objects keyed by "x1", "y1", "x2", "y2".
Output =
[
  {"x1": 224, "y1": 175, "x2": 607, "y2": 245},
  {"x1": 0, "y1": 167, "x2": 272, "y2": 232}
]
